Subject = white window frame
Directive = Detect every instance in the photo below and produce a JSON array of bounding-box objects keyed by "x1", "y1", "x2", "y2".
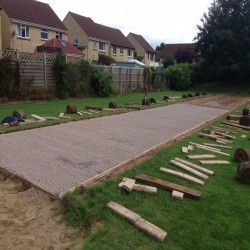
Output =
[
  {"x1": 120, "y1": 48, "x2": 124, "y2": 56},
  {"x1": 16, "y1": 23, "x2": 30, "y2": 38},
  {"x1": 41, "y1": 28, "x2": 48, "y2": 40},
  {"x1": 93, "y1": 41, "x2": 97, "y2": 50},
  {"x1": 73, "y1": 39, "x2": 78, "y2": 46},
  {"x1": 99, "y1": 42, "x2": 105, "y2": 52},
  {"x1": 127, "y1": 49, "x2": 132, "y2": 57},
  {"x1": 56, "y1": 32, "x2": 62, "y2": 39},
  {"x1": 113, "y1": 47, "x2": 117, "y2": 56}
]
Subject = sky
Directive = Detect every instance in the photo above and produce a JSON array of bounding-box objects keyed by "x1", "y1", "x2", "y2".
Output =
[{"x1": 38, "y1": 0, "x2": 213, "y2": 49}]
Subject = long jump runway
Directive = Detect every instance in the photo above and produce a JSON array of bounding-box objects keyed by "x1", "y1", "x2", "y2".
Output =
[{"x1": 0, "y1": 103, "x2": 230, "y2": 196}]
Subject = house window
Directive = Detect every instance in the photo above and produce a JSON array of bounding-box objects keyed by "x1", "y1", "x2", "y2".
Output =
[
  {"x1": 56, "y1": 32, "x2": 62, "y2": 39},
  {"x1": 120, "y1": 48, "x2": 124, "y2": 55},
  {"x1": 16, "y1": 23, "x2": 30, "y2": 38},
  {"x1": 127, "y1": 49, "x2": 132, "y2": 57},
  {"x1": 93, "y1": 41, "x2": 97, "y2": 50},
  {"x1": 99, "y1": 42, "x2": 105, "y2": 51},
  {"x1": 150, "y1": 53, "x2": 154, "y2": 61},
  {"x1": 113, "y1": 47, "x2": 117, "y2": 55},
  {"x1": 41, "y1": 28, "x2": 48, "y2": 40},
  {"x1": 73, "y1": 39, "x2": 78, "y2": 46}
]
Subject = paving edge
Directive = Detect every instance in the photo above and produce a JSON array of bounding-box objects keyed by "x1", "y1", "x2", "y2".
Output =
[{"x1": 58, "y1": 98, "x2": 249, "y2": 199}]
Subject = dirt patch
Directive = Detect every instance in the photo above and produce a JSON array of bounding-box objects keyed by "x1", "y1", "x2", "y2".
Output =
[{"x1": 0, "y1": 172, "x2": 83, "y2": 250}]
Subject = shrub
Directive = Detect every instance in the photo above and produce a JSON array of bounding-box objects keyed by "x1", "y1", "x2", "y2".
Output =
[
  {"x1": 0, "y1": 57, "x2": 14, "y2": 97},
  {"x1": 90, "y1": 67, "x2": 114, "y2": 97},
  {"x1": 165, "y1": 64, "x2": 191, "y2": 90},
  {"x1": 162, "y1": 55, "x2": 175, "y2": 69},
  {"x1": 98, "y1": 54, "x2": 116, "y2": 65}
]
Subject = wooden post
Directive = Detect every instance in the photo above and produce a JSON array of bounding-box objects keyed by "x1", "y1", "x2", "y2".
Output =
[
  {"x1": 44, "y1": 52, "x2": 47, "y2": 90},
  {"x1": 119, "y1": 67, "x2": 121, "y2": 92}
]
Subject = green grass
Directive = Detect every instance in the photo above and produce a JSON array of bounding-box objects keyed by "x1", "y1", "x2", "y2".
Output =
[
  {"x1": 62, "y1": 103, "x2": 250, "y2": 250},
  {"x1": 0, "y1": 90, "x2": 208, "y2": 134}
]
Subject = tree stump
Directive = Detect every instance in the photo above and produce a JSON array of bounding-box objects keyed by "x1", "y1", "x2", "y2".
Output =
[
  {"x1": 66, "y1": 104, "x2": 77, "y2": 114},
  {"x1": 108, "y1": 102, "x2": 118, "y2": 109},
  {"x1": 142, "y1": 99, "x2": 150, "y2": 105},
  {"x1": 149, "y1": 98, "x2": 156, "y2": 104},
  {"x1": 239, "y1": 116, "x2": 250, "y2": 126},
  {"x1": 234, "y1": 148, "x2": 250, "y2": 163},
  {"x1": 242, "y1": 108, "x2": 249, "y2": 116},
  {"x1": 195, "y1": 92, "x2": 200, "y2": 97},
  {"x1": 12, "y1": 110, "x2": 26, "y2": 119},
  {"x1": 163, "y1": 96, "x2": 170, "y2": 101},
  {"x1": 182, "y1": 94, "x2": 187, "y2": 99},
  {"x1": 187, "y1": 93, "x2": 193, "y2": 98},
  {"x1": 237, "y1": 161, "x2": 250, "y2": 184}
]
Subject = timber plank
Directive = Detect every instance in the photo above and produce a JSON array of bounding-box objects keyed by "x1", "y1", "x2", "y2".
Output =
[
  {"x1": 134, "y1": 173, "x2": 201, "y2": 200},
  {"x1": 187, "y1": 154, "x2": 216, "y2": 160},
  {"x1": 199, "y1": 160, "x2": 231, "y2": 165},
  {"x1": 202, "y1": 143, "x2": 232, "y2": 149},
  {"x1": 221, "y1": 122, "x2": 250, "y2": 131}
]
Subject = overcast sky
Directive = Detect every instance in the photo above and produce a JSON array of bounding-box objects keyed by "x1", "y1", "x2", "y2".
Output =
[{"x1": 39, "y1": 0, "x2": 213, "y2": 49}]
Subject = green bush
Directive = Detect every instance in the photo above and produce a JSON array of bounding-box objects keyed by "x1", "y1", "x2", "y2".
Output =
[
  {"x1": 165, "y1": 64, "x2": 191, "y2": 90},
  {"x1": 90, "y1": 67, "x2": 114, "y2": 97},
  {"x1": 0, "y1": 57, "x2": 14, "y2": 97},
  {"x1": 98, "y1": 54, "x2": 116, "y2": 65},
  {"x1": 162, "y1": 55, "x2": 175, "y2": 69}
]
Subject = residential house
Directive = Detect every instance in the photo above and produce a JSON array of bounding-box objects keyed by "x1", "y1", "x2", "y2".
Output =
[
  {"x1": 63, "y1": 12, "x2": 134, "y2": 62},
  {"x1": 127, "y1": 32, "x2": 156, "y2": 66},
  {"x1": 0, "y1": 0, "x2": 67, "y2": 53},
  {"x1": 37, "y1": 38, "x2": 83, "y2": 57},
  {"x1": 156, "y1": 43, "x2": 196, "y2": 63}
]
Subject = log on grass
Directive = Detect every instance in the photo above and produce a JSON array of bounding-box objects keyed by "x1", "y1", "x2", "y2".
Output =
[
  {"x1": 237, "y1": 161, "x2": 250, "y2": 184},
  {"x1": 239, "y1": 116, "x2": 250, "y2": 126},
  {"x1": 12, "y1": 110, "x2": 26, "y2": 119},
  {"x1": 66, "y1": 104, "x2": 77, "y2": 114},
  {"x1": 234, "y1": 148, "x2": 250, "y2": 163},
  {"x1": 134, "y1": 173, "x2": 201, "y2": 200},
  {"x1": 108, "y1": 102, "x2": 118, "y2": 109}
]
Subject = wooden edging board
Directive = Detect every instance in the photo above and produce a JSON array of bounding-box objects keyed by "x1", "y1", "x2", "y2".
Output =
[
  {"x1": 221, "y1": 122, "x2": 250, "y2": 131},
  {"x1": 134, "y1": 173, "x2": 201, "y2": 200}
]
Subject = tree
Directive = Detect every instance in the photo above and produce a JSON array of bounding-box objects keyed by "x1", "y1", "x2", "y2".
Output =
[
  {"x1": 194, "y1": 0, "x2": 250, "y2": 80},
  {"x1": 156, "y1": 42, "x2": 165, "y2": 51},
  {"x1": 175, "y1": 48, "x2": 195, "y2": 63},
  {"x1": 162, "y1": 55, "x2": 175, "y2": 68}
]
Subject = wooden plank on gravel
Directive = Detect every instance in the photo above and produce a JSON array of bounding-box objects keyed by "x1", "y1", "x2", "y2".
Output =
[
  {"x1": 199, "y1": 160, "x2": 231, "y2": 165},
  {"x1": 203, "y1": 143, "x2": 232, "y2": 149},
  {"x1": 160, "y1": 167, "x2": 205, "y2": 186},
  {"x1": 174, "y1": 158, "x2": 214, "y2": 176},
  {"x1": 134, "y1": 218, "x2": 167, "y2": 242},
  {"x1": 170, "y1": 160, "x2": 209, "y2": 180},
  {"x1": 134, "y1": 173, "x2": 201, "y2": 200},
  {"x1": 221, "y1": 122, "x2": 250, "y2": 131},
  {"x1": 187, "y1": 154, "x2": 216, "y2": 160},
  {"x1": 107, "y1": 201, "x2": 141, "y2": 224}
]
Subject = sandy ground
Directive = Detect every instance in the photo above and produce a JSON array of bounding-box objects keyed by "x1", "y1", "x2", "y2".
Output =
[
  {"x1": 0, "y1": 172, "x2": 83, "y2": 250},
  {"x1": 0, "y1": 95, "x2": 248, "y2": 249}
]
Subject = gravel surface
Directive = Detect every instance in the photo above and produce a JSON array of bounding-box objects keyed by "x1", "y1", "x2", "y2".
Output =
[{"x1": 0, "y1": 103, "x2": 229, "y2": 196}]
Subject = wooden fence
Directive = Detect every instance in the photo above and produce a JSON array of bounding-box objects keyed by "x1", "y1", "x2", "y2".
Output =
[{"x1": 0, "y1": 49, "x2": 144, "y2": 92}]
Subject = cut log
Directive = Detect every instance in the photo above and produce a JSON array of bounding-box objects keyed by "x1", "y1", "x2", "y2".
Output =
[
  {"x1": 12, "y1": 110, "x2": 26, "y2": 119},
  {"x1": 239, "y1": 116, "x2": 250, "y2": 126},
  {"x1": 133, "y1": 184, "x2": 157, "y2": 194},
  {"x1": 66, "y1": 104, "x2": 77, "y2": 114},
  {"x1": 170, "y1": 160, "x2": 209, "y2": 180},
  {"x1": 237, "y1": 161, "x2": 250, "y2": 184},
  {"x1": 187, "y1": 154, "x2": 216, "y2": 160},
  {"x1": 142, "y1": 99, "x2": 150, "y2": 105},
  {"x1": 221, "y1": 122, "x2": 250, "y2": 131},
  {"x1": 242, "y1": 108, "x2": 249, "y2": 115},
  {"x1": 202, "y1": 143, "x2": 232, "y2": 149},
  {"x1": 199, "y1": 160, "x2": 231, "y2": 165},
  {"x1": 172, "y1": 190, "x2": 184, "y2": 200},
  {"x1": 108, "y1": 102, "x2": 118, "y2": 109},
  {"x1": 227, "y1": 114, "x2": 243, "y2": 121},
  {"x1": 85, "y1": 106, "x2": 103, "y2": 111},
  {"x1": 174, "y1": 157, "x2": 214, "y2": 176},
  {"x1": 182, "y1": 147, "x2": 188, "y2": 154},
  {"x1": 234, "y1": 148, "x2": 250, "y2": 163},
  {"x1": 31, "y1": 114, "x2": 46, "y2": 121},
  {"x1": 134, "y1": 218, "x2": 167, "y2": 242},
  {"x1": 160, "y1": 167, "x2": 205, "y2": 186},
  {"x1": 106, "y1": 201, "x2": 141, "y2": 224},
  {"x1": 134, "y1": 173, "x2": 201, "y2": 200}
]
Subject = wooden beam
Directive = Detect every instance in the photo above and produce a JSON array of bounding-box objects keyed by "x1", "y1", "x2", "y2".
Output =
[
  {"x1": 187, "y1": 154, "x2": 216, "y2": 160},
  {"x1": 160, "y1": 167, "x2": 205, "y2": 186},
  {"x1": 170, "y1": 160, "x2": 209, "y2": 180},
  {"x1": 134, "y1": 173, "x2": 201, "y2": 200},
  {"x1": 194, "y1": 145, "x2": 230, "y2": 156},
  {"x1": 199, "y1": 160, "x2": 231, "y2": 165},
  {"x1": 31, "y1": 114, "x2": 46, "y2": 121},
  {"x1": 202, "y1": 143, "x2": 232, "y2": 149},
  {"x1": 174, "y1": 157, "x2": 214, "y2": 176},
  {"x1": 221, "y1": 122, "x2": 250, "y2": 131},
  {"x1": 189, "y1": 142, "x2": 221, "y2": 151}
]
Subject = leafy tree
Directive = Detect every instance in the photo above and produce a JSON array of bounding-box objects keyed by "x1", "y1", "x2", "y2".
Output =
[
  {"x1": 162, "y1": 55, "x2": 175, "y2": 68},
  {"x1": 156, "y1": 42, "x2": 165, "y2": 51},
  {"x1": 98, "y1": 54, "x2": 116, "y2": 65},
  {"x1": 175, "y1": 48, "x2": 195, "y2": 63},
  {"x1": 195, "y1": 0, "x2": 250, "y2": 80}
]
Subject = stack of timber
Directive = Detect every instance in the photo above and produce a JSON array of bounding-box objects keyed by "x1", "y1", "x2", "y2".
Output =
[
  {"x1": 107, "y1": 201, "x2": 167, "y2": 242},
  {"x1": 189, "y1": 142, "x2": 230, "y2": 156}
]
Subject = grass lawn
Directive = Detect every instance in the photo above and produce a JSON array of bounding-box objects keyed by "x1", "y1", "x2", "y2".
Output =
[
  {"x1": 62, "y1": 103, "x2": 250, "y2": 250},
  {"x1": 0, "y1": 90, "x2": 208, "y2": 134}
]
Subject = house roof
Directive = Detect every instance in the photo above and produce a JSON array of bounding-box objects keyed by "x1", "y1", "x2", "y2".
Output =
[
  {"x1": 69, "y1": 12, "x2": 134, "y2": 49},
  {"x1": 40, "y1": 38, "x2": 83, "y2": 56},
  {"x1": 156, "y1": 43, "x2": 196, "y2": 61},
  {"x1": 128, "y1": 33, "x2": 155, "y2": 53},
  {"x1": 0, "y1": 0, "x2": 67, "y2": 32}
]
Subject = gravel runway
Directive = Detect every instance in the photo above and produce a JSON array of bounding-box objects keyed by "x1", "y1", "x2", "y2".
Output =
[{"x1": 0, "y1": 103, "x2": 230, "y2": 196}]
